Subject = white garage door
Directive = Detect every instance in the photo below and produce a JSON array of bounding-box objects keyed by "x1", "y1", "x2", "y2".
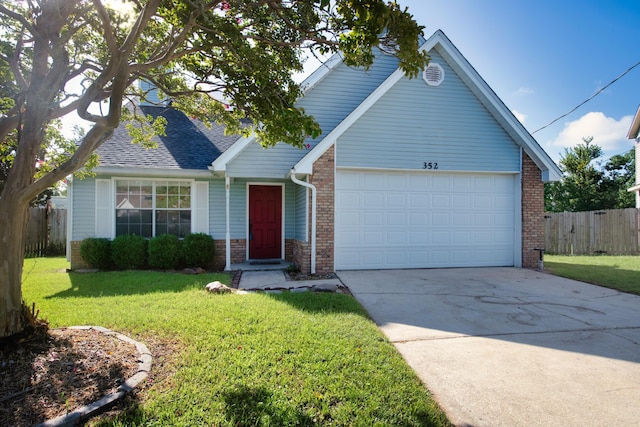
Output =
[{"x1": 335, "y1": 170, "x2": 517, "y2": 270}]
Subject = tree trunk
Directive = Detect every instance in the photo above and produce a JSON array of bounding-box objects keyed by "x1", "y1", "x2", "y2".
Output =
[{"x1": 0, "y1": 194, "x2": 29, "y2": 338}]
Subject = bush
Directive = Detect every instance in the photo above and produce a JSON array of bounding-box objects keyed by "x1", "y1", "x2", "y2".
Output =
[
  {"x1": 148, "y1": 234, "x2": 182, "y2": 270},
  {"x1": 181, "y1": 233, "x2": 215, "y2": 268},
  {"x1": 79, "y1": 238, "x2": 112, "y2": 269},
  {"x1": 111, "y1": 234, "x2": 147, "y2": 270}
]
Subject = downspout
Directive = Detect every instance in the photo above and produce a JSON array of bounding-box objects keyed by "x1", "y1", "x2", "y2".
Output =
[
  {"x1": 225, "y1": 175, "x2": 231, "y2": 271},
  {"x1": 290, "y1": 169, "x2": 316, "y2": 274}
]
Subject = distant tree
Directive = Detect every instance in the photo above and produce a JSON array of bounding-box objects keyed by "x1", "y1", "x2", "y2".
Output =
[
  {"x1": 545, "y1": 137, "x2": 635, "y2": 212},
  {"x1": 602, "y1": 149, "x2": 635, "y2": 209}
]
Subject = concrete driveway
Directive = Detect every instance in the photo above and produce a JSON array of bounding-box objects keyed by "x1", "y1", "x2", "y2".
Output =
[{"x1": 338, "y1": 267, "x2": 640, "y2": 427}]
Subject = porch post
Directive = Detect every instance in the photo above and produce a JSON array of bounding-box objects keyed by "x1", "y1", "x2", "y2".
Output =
[{"x1": 225, "y1": 175, "x2": 231, "y2": 271}]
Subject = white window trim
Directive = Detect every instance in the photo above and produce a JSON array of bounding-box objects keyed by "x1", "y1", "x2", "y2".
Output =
[{"x1": 102, "y1": 177, "x2": 200, "y2": 239}]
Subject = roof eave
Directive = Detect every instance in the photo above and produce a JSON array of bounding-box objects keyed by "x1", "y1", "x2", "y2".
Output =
[
  {"x1": 209, "y1": 135, "x2": 255, "y2": 172},
  {"x1": 627, "y1": 105, "x2": 640, "y2": 140},
  {"x1": 94, "y1": 166, "x2": 214, "y2": 178},
  {"x1": 296, "y1": 30, "x2": 561, "y2": 182}
]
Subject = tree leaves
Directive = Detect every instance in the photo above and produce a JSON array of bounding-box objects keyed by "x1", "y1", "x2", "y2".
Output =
[{"x1": 545, "y1": 137, "x2": 636, "y2": 212}]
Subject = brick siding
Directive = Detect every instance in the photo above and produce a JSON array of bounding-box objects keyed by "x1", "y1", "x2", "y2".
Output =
[
  {"x1": 213, "y1": 239, "x2": 246, "y2": 270},
  {"x1": 69, "y1": 240, "x2": 91, "y2": 270},
  {"x1": 290, "y1": 239, "x2": 311, "y2": 274},
  {"x1": 521, "y1": 153, "x2": 545, "y2": 269},
  {"x1": 309, "y1": 145, "x2": 335, "y2": 274}
]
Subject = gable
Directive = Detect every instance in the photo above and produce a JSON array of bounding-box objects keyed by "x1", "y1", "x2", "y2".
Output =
[
  {"x1": 223, "y1": 51, "x2": 400, "y2": 178},
  {"x1": 295, "y1": 30, "x2": 561, "y2": 182},
  {"x1": 337, "y1": 49, "x2": 520, "y2": 172}
]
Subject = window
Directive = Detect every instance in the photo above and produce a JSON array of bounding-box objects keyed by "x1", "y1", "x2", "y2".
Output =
[{"x1": 115, "y1": 180, "x2": 191, "y2": 238}]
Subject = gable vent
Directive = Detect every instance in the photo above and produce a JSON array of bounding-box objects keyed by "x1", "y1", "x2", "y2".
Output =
[{"x1": 423, "y1": 63, "x2": 445, "y2": 86}]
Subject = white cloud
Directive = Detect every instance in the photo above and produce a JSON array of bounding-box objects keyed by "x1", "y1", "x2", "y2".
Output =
[
  {"x1": 513, "y1": 87, "x2": 534, "y2": 97},
  {"x1": 543, "y1": 112, "x2": 633, "y2": 161},
  {"x1": 512, "y1": 110, "x2": 527, "y2": 124}
]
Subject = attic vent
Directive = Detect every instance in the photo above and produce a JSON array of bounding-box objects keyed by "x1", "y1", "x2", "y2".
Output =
[{"x1": 423, "y1": 63, "x2": 445, "y2": 86}]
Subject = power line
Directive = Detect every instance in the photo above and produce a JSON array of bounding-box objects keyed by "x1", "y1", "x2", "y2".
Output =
[{"x1": 532, "y1": 58, "x2": 640, "y2": 134}]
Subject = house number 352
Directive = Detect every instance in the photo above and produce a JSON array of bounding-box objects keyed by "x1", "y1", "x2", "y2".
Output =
[{"x1": 423, "y1": 162, "x2": 439, "y2": 170}]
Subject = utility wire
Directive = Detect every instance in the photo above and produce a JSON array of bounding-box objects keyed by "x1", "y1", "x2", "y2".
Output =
[{"x1": 532, "y1": 58, "x2": 640, "y2": 134}]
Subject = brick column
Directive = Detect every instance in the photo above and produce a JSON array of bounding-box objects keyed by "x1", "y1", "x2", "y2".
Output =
[
  {"x1": 309, "y1": 145, "x2": 335, "y2": 273},
  {"x1": 521, "y1": 153, "x2": 544, "y2": 269},
  {"x1": 70, "y1": 240, "x2": 91, "y2": 270}
]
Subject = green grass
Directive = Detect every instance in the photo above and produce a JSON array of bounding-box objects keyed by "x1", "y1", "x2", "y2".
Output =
[
  {"x1": 22, "y1": 258, "x2": 450, "y2": 427},
  {"x1": 544, "y1": 254, "x2": 640, "y2": 295}
]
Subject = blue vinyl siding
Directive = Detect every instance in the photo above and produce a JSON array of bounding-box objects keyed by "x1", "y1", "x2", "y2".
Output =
[
  {"x1": 209, "y1": 179, "x2": 227, "y2": 240},
  {"x1": 71, "y1": 177, "x2": 96, "y2": 240},
  {"x1": 294, "y1": 184, "x2": 308, "y2": 241},
  {"x1": 337, "y1": 50, "x2": 520, "y2": 172},
  {"x1": 227, "y1": 52, "x2": 399, "y2": 178}
]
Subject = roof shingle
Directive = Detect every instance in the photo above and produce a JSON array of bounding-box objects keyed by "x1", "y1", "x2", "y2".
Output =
[{"x1": 96, "y1": 105, "x2": 241, "y2": 170}]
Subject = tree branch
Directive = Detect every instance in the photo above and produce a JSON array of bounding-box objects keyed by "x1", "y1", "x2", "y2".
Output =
[{"x1": 91, "y1": 0, "x2": 118, "y2": 54}]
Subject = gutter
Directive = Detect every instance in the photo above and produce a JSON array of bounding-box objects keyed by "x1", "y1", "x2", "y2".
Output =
[
  {"x1": 290, "y1": 169, "x2": 316, "y2": 274},
  {"x1": 94, "y1": 166, "x2": 213, "y2": 178}
]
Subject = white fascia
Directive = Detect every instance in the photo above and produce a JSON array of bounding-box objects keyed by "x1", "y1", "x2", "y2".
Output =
[
  {"x1": 293, "y1": 34, "x2": 441, "y2": 175},
  {"x1": 209, "y1": 54, "x2": 343, "y2": 174},
  {"x1": 209, "y1": 135, "x2": 255, "y2": 173},
  {"x1": 432, "y1": 31, "x2": 561, "y2": 182},
  {"x1": 626, "y1": 105, "x2": 640, "y2": 139},
  {"x1": 299, "y1": 53, "x2": 343, "y2": 94},
  {"x1": 95, "y1": 166, "x2": 213, "y2": 178}
]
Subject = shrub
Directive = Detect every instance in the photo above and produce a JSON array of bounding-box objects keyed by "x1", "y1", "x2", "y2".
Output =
[
  {"x1": 111, "y1": 234, "x2": 147, "y2": 270},
  {"x1": 181, "y1": 233, "x2": 215, "y2": 268},
  {"x1": 79, "y1": 238, "x2": 112, "y2": 269},
  {"x1": 148, "y1": 234, "x2": 182, "y2": 270}
]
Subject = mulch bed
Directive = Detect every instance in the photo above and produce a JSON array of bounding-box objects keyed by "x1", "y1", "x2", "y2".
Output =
[
  {"x1": 0, "y1": 328, "x2": 141, "y2": 426},
  {"x1": 286, "y1": 271, "x2": 338, "y2": 281}
]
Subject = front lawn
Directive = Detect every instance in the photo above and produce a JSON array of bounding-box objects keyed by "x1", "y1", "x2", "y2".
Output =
[
  {"x1": 544, "y1": 254, "x2": 640, "y2": 295},
  {"x1": 22, "y1": 258, "x2": 450, "y2": 426}
]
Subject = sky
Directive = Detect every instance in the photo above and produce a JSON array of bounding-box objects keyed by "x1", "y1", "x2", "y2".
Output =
[{"x1": 393, "y1": 0, "x2": 640, "y2": 163}]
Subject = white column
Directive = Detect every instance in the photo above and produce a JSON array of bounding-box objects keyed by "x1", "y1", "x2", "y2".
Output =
[{"x1": 225, "y1": 175, "x2": 231, "y2": 271}]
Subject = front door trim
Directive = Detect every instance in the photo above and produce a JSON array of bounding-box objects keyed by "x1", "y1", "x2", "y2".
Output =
[{"x1": 246, "y1": 182, "x2": 285, "y2": 260}]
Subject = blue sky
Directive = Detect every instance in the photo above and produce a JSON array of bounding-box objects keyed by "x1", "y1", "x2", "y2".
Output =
[{"x1": 397, "y1": 0, "x2": 640, "y2": 163}]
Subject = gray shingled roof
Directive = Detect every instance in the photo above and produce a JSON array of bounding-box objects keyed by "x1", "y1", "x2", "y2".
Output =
[{"x1": 96, "y1": 105, "x2": 242, "y2": 170}]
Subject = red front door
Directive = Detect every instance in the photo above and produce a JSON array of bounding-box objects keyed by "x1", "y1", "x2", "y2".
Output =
[{"x1": 249, "y1": 185, "x2": 282, "y2": 259}]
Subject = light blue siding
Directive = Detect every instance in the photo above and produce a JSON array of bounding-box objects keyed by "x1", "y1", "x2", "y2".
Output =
[
  {"x1": 227, "y1": 52, "x2": 400, "y2": 178},
  {"x1": 294, "y1": 184, "x2": 308, "y2": 241},
  {"x1": 71, "y1": 177, "x2": 96, "y2": 240},
  {"x1": 209, "y1": 179, "x2": 227, "y2": 239},
  {"x1": 284, "y1": 182, "x2": 295, "y2": 238},
  {"x1": 337, "y1": 50, "x2": 520, "y2": 172}
]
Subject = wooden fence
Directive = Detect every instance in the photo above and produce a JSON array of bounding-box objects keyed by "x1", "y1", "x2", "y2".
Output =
[
  {"x1": 544, "y1": 208, "x2": 639, "y2": 255},
  {"x1": 25, "y1": 207, "x2": 67, "y2": 257}
]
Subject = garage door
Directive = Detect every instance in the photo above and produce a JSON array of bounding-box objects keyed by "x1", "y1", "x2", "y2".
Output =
[{"x1": 335, "y1": 170, "x2": 517, "y2": 270}]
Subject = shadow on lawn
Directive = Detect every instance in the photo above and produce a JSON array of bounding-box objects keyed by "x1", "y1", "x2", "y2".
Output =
[
  {"x1": 265, "y1": 291, "x2": 371, "y2": 317},
  {"x1": 223, "y1": 385, "x2": 314, "y2": 426},
  {"x1": 46, "y1": 270, "x2": 228, "y2": 299}
]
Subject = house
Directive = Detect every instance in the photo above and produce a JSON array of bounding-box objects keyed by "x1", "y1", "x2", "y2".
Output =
[
  {"x1": 626, "y1": 105, "x2": 640, "y2": 208},
  {"x1": 67, "y1": 30, "x2": 561, "y2": 273}
]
